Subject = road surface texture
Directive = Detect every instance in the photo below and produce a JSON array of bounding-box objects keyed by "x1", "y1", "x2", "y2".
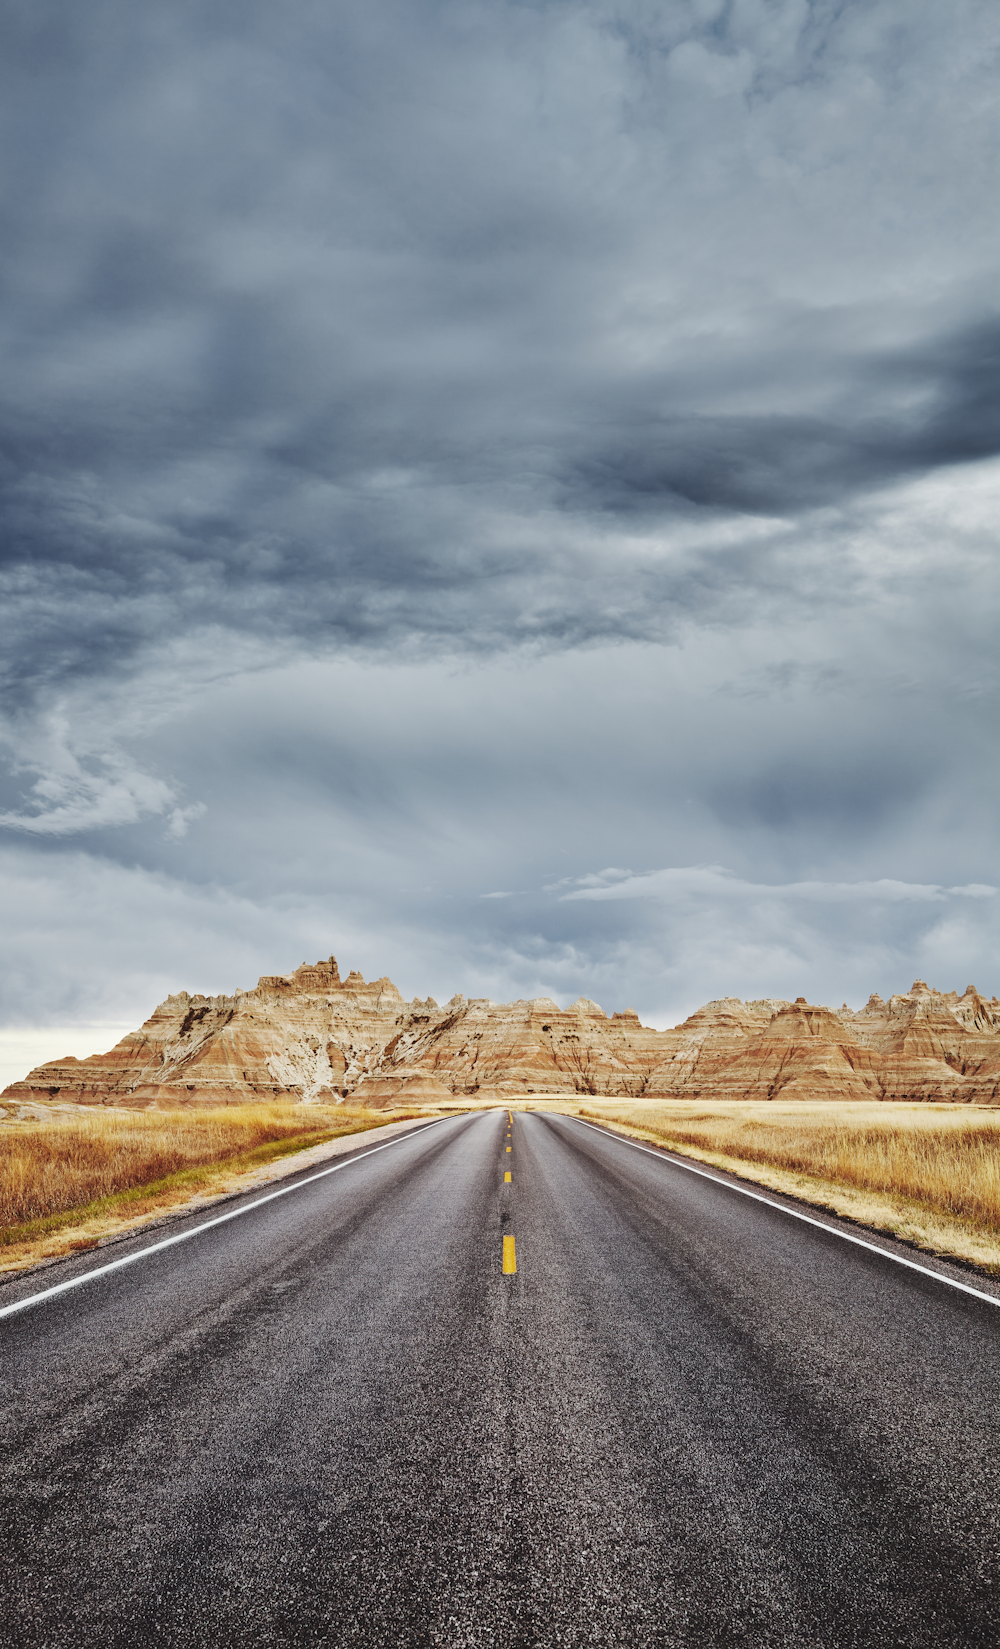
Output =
[{"x1": 2, "y1": 1108, "x2": 1000, "y2": 1648}]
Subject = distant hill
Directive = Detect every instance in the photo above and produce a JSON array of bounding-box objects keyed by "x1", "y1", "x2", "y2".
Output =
[{"x1": 5, "y1": 958, "x2": 1000, "y2": 1109}]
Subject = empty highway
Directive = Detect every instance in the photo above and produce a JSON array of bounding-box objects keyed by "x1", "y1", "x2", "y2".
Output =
[{"x1": 2, "y1": 1108, "x2": 1000, "y2": 1647}]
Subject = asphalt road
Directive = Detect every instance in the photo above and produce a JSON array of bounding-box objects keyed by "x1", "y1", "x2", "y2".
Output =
[{"x1": 2, "y1": 1108, "x2": 1000, "y2": 1648}]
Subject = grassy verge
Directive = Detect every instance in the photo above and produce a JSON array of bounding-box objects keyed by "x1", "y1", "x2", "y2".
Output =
[
  {"x1": 574, "y1": 1099, "x2": 1000, "y2": 1273},
  {"x1": 0, "y1": 1104, "x2": 427, "y2": 1273}
]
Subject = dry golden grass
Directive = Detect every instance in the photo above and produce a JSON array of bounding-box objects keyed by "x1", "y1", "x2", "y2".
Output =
[
  {"x1": 0, "y1": 1103, "x2": 420, "y2": 1269},
  {"x1": 12, "y1": 1091, "x2": 1000, "y2": 1281},
  {"x1": 575, "y1": 1099, "x2": 1000, "y2": 1272}
]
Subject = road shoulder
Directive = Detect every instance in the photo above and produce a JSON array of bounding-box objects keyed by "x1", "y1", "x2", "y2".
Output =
[{"x1": 563, "y1": 1110, "x2": 1000, "y2": 1302}]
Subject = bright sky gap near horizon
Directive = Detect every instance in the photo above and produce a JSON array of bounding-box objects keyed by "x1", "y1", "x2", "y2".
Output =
[{"x1": 1, "y1": 0, "x2": 999, "y2": 1083}]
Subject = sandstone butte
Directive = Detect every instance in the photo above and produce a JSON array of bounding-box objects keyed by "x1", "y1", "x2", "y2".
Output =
[{"x1": 5, "y1": 957, "x2": 1000, "y2": 1112}]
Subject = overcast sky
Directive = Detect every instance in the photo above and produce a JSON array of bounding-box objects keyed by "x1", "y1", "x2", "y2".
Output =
[{"x1": 2, "y1": 0, "x2": 999, "y2": 1078}]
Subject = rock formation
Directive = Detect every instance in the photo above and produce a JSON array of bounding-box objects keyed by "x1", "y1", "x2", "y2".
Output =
[{"x1": 4, "y1": 961, "x2": 1000, "y2": 1110}]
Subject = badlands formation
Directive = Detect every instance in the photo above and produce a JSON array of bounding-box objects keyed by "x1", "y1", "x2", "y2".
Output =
[{"x1": 5, "y1": 956, "x2": 1000, "y2": 1110}]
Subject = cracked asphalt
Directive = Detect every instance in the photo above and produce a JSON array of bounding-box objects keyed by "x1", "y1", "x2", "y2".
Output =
[{"x1": 2, "y1": 1108, "x2": 1000, "y2": 1647}]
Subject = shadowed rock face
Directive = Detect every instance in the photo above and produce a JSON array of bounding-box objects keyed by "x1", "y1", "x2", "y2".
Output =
[{"x1": 4, "y1": 964, "x2": 1000, "y2": 1109}]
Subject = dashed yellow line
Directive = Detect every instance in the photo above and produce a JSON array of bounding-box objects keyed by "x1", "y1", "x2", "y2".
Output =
[{"x1": 502, "y1": 1112, "x2": 516, "y2": 1271}]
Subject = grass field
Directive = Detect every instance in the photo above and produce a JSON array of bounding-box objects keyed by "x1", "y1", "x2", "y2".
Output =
[
  {"x1": 7, "y1": 1093, "x2": 1000, "y2": 1280},
  {"x1": 0, "y1": 1103, "x2": 419, "y2": 1270},
  {"x1": 574, "y1": 1098, "x2": 1000, "y2": 1272}
]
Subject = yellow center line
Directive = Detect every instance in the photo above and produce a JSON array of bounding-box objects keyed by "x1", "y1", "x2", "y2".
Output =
[
  {"x1": 506, "y1": 1145, "x2": 511, "y2": 1152},
  {"x1": 504, "y1": 1170, "x2": 511, "y2": 1183},
  {"x1": 503, "y1": 1234, "x2": 517, "y2": 1273}
]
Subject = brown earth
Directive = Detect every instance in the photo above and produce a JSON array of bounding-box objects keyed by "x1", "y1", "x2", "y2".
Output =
[{"x1": 4, "y1": 958, "x2": 1000, "y2": 1110}]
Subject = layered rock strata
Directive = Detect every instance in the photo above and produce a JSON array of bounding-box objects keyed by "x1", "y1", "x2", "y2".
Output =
[{"x1": 4, "y1": 962, "x2": 1000, "y2": 1109}]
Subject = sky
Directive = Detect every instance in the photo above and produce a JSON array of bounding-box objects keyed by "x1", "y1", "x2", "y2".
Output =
[{"x1": 2, "y1": 0, "x2": 999, "y2": 1082}]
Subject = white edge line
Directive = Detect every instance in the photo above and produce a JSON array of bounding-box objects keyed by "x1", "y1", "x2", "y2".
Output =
[
  {"x1": 572, "y1": 1116, "x2": 1000, "y2": 1311},
  {"x1": 0, "y1": 1118, "x2": 448, "y2": 1322}
]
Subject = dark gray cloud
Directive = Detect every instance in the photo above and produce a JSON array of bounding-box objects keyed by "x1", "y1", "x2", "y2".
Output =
[
  {"x1": 1, "y1": 0, "x2": 999, "y2": 1050},
  {"x1": 3, "y1": 0, "x2": 999, "y2": 685},
  {"x1": 565, "y1": 313, "x2": 1000, "y2": 517}
]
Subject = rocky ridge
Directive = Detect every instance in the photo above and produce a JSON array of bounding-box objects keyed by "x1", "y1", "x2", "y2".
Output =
[{"x1": 4, "y1": 960, "x2": 1000, "y2": 1110}]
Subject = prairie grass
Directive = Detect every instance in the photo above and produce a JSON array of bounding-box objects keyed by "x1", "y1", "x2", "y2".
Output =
[
  {"x1": 574, "y1": 1099, "x2": 1000, "y2": 1272},
  {"x1": 0, "y1": 1103, "x2": 406, "y2": 1255}
]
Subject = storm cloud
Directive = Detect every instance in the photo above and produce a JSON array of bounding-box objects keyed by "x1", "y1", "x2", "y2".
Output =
[{"x1": 1, "y1": 0, "x2": 999, "y2": 1071}]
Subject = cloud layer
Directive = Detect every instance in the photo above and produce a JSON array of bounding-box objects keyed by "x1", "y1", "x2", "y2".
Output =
[
  {"x1": 1, "y1": 1, "x2": 999, "y2": 1053},
  {"x1": 559, "y1": 868, "x2": 998, "y2": 904}
]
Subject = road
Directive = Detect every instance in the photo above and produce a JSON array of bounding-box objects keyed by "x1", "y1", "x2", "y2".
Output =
[{"x1": 2, "y1": 1108, "x2": 1000, "y2": 1648}]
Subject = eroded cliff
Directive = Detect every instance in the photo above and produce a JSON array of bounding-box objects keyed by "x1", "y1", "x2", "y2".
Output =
[{"x1": 4, "y1": 960, "x2": 1000, "y2": 1109}]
